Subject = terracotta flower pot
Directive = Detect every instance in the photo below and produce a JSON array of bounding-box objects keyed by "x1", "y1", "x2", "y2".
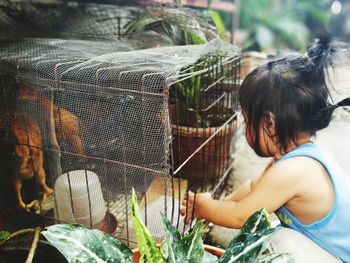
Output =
[
  {"x1": 171, "y1": 122, "x2": 236, "y2": 183},
  {"x1": 132, "y1": 244, "x2": 225, "y2": 262},
  {"x1": 169, "y1": 102, "x2": 237, "y2": 183}
]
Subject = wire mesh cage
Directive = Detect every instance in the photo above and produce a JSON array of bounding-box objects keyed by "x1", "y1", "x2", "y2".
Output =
[
  {"x1": 169, "y1": 55, "x2": 240, "y2": 191},
  {"x1": 0, "y1": 0, "x2": 240, "y2": 247}
]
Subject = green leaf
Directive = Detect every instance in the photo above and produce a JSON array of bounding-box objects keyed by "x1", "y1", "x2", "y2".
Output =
[
  {"x1": 218, "y1": 228, "x2": 278, "y2": 263},
  {"x1": 124, "y1": 17, "x2": 164, "y2": 37},
  {"x1": 41, "y1": 224, "x2": 133, "y2": 263},
  {"x1": 0, "y1": 231, "x2": 10, "y2": 240},
  {"x1": 203, "y1": 251, "x2": 218, "y2": 263},
  {"x1": 124, "y1": 8, "x2": 208, "y2": 45},
  {"x1": 226, "y1": 208, "x2": 272, "y2": 249},
  {"x1": 182, "y1": 220, "x2": 205, "y2": 263},
  {"x1": 189, "y1": 33, "x2": 206, "y2": 45},
  {"x1": 176, "y1": 15, "x2": 207, "y2": 45},
  {"x1": 240, "y1": 208, "x2": 271, "y2": 235},
  {"x1": 219, "y1": 209, "x2": 276, "y2": 263},
  {"x1": 160, "y1": 213, "x2": 188, "y2": 263},
  {"x1": 210, "y1": 11, "x2": 227, "y2": 41},
  {"x1": 160, "y1": 239, "x2": 169, "y2": 259},
  {"x1": 131, "y1": 189, "x2": 166, "y2": 263},
  {"x1": 256, "y1": 253, "x2": 294, "y2": 263}
]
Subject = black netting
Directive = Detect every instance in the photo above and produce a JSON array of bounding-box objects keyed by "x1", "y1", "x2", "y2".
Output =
[{"x1": 0, "y1": 0, "x2": 240, "y2": 246}]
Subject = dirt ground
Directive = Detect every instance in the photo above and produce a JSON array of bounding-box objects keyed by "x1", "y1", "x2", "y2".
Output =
[{"x1": 208, "y1": 50, "x2": 350, "y2": 248}]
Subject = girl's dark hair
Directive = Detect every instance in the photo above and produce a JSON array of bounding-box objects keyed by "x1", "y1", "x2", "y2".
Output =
[{"x1": 239, "y1": 38, "x2": 350, "y2": 155}]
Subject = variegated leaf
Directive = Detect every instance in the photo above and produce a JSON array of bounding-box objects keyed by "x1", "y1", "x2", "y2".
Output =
[
  {"x1": 42, "y1": 224, "x2": 133, "y2": 263},
  {"x1": 224, "y1": 208, "x2": 273, "y2": 262},
  {"x1": 160, "y1": 213, "x2": 188, "y2": 263},
  {"x1": 131, "y1": 189, "x2": 166, "y2": 263},
  {"x1": 218, "y1": 228, "x2": 277, "y2": 263},
  {"x1": 182, "y1": 220, "x2": 205, "y2": 263},
  {"x1": 240, "y1": 208, "x2": 271, "y2": 234}
]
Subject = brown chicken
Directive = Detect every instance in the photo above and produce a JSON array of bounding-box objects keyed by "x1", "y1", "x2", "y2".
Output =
[
  {"x1": 4, "y1": 113, "x2": 53, "y2": 209},
  {"x1": 18, "y1": 86, "x2": 84, "y2": 155}
]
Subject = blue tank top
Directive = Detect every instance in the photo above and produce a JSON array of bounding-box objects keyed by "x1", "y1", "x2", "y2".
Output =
[{"x1": 275, "y1": 143, "x2": 350, "y2": 263}]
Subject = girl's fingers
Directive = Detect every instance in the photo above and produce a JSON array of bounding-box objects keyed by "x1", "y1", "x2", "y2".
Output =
[
  {"x1": 180, "y1": 206, "x2": 186, "y2": 216},
  {"x1": 184, "y1": 217, "x2": 189, "y2": 224},
  {"x1": 180, "y1": 191, "x2": 197, "y2": 224},
  {"x1": 180, "y1": 205, "x2": 193, "y2": 221},
  {"x1": 187, "y1": 191, "x2": 195, "y2": 200},
  {"x1": 180, "y1": 203, "x2": 192, "y2": 213},
  {"x1": 185, "y1": 212, "x2": 194, "y2": 224}
]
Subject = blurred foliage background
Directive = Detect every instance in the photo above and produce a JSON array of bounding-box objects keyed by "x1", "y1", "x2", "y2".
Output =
[
  {"x1": 7, "y1": 0, "x2": 347, "y2": 53},
  {"x1": 124, "y1": 0, "x2": 350, "y2": 53},
  {"x1": 236, "y1": 0, "x2": 349, "y2": 53}
]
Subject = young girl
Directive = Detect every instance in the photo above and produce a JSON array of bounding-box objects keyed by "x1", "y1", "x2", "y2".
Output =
[{"x1": 180, "y1": 39, "x2": 350, "y2": 262}]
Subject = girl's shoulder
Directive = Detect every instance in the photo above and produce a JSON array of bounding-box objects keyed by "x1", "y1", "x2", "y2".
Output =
[
  {"x1": 270, "y1": 155, "x2": 321, "y2": 175},
  {"x1": 271, "y1": 143, "x2": 331, "y2": 177},
  {"x1": 266, "y1": 155, "x2": 328, "y2": 190}
]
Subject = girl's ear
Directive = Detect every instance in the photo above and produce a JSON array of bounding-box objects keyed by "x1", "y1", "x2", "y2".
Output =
[{"x1": 262, "y1": 111, "x2": 276, "y2": 137}]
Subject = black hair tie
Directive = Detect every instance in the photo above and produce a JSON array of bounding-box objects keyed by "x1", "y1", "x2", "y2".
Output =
[
  {"x1": 336, "y1": 97, "x2": 350, "y2": 108},
  {"x1": 327, "y1": 103, "x2": 338, "y2": 111},
  {"x1": 325, "y1": 98, "x2": 350, "y2": 115}
]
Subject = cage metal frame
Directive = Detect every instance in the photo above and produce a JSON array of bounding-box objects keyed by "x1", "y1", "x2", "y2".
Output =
[{"x1": 0, "y1": 1, "x2": 240, "y2": 246}]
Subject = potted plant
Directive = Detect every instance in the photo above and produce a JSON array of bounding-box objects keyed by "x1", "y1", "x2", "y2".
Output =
[
  {"x1": 123, "y1": 4, "x2": 227, "y2": 47},
  {"x1": 0, "y1": 188, "x2": 293, "y2": 262},
  {"x1": 170, "y1": 53, "x2": 238, "y2": 184},
  {"x1": 130, "y1": 188, "x2": 293, "y2": 262},
  {"x1": 124, "y1": 7, "x2": 206, "y2": 46}
]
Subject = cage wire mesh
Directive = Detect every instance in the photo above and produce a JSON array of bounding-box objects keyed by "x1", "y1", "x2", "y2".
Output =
[{"x1": 0, "y1": 1, "x2": 240, "y2": 246}]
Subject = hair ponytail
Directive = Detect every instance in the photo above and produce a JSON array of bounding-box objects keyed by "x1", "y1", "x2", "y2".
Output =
[
  {"x1": 310, "y1": 97, "x2": 350, "y2": 130},
  {"x1": 335, "y1": 97, "x2": 350, "y2": 108},
  {"x1": 306, "y1": 37, "x2": 336, "y2": 82}
]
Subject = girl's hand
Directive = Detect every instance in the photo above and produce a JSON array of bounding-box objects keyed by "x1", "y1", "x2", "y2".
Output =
[{"x1": 180, "y1": 191, "x2": 212, "y2": 224}]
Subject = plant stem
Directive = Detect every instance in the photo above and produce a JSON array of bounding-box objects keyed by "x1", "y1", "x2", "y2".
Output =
[
  {"x1": 25, "y1": 227, "x2": 41, "y2": 263},
  {"x1": 0, "y1": 228, "x2": 34, "y2": 247}
]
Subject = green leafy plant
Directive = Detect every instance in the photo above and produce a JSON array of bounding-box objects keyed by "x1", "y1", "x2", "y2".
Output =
[
  {"x1": 131, "y1": 188, "x2": 211, "y2": 263},
  {"x1": 0, "y1": 191, "x2": 293, "y2": 262},
  {"x1": 173, "y1": 62, "x2": 206, "y2": 128},
  {"x1": 130, "y1": 188, "x2": 165, "y2": 263},
  {"x1": 209, "y1": 10, "x2": 227, "y2": 42},
  {"x1": 124, "y1": 8, "x2": 208, "y2": 46},
  {"x1": 172, "y1": 53, "x2": 234, "y2": 128},
  {"x1": 41, "y1": 224, "x2": 133, "y2": 263},
  {"x1": 123, "y1": 3, "x2": 229, "y2": 47},
  {"x1": 0, "y1": 226, "x2": 133, "y2": 263},
  {"x1": 131, "y1": 189, "x2": 294, "y2": 263}
]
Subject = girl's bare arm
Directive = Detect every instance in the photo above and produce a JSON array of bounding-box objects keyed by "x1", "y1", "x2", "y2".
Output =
[
  {"x1": 223, "y1": 160, "x2": 273, "y2": 202},
  {"x1": 181, "y1": 159, "x2": 301, "y2": 228}
]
